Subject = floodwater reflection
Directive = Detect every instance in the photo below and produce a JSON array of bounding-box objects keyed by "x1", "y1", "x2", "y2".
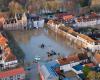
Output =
[{"x1": 11, "y1": 28, "x2": 77, "y2": 62}]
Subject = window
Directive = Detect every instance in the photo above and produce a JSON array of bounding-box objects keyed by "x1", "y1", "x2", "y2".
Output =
[
  {"x1": 4, "y1": 78, "x2": 8, "y2": 80},
  {"x1": 17, "y1": 78, "x2": 20, "y2": 80},
  {"x1": 10, "y1": 76, "x2": 13, "y2": 80},
  {"x1": 0, "y1": 64, "x2": 3, "y2": 67},
  {"x1": 17, "y1": 74, "x2": 20, "y2": 78}
]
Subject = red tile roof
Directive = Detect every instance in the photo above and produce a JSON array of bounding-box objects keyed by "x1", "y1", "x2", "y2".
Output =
[
  {"x1": 2, "y1": 47, "x2": 16, "y2": 61},
  {"x1": 47, "y1": 20, "x2": 54, "y2": 25},
  {"x1": 0, "y1": 67, "x2": 25, "y2": 78},
  {"x1": 2, "y1": 47, "x2": 16, "y2": 62},
  {"x1": 85, "y1": 63, "x2": 95, "y2": 67},
  {"x1": 58, "y1": 55, "x2": 79, "y2": 65},
  {"x1": 63, "y1": 15, "x2": 73, "y2": 21},
  {"x1": 78, "y1": 34, "x2": 95, "y2": 43},
  {"x1": 94, "y1": 53, "x2": 100, "y2": 63},
  {"x1": 3, "y1": 52, "x2": 16, "y2": 62},
  {"x1": 4, "y1": 47, "x2": 11, "y2": 53},
  {"x1": 0, "y1": 17, "x2": 5, "y2": 24},
  {"x1": 0, "y1": 34, "x2": 8, "y2": 43}
]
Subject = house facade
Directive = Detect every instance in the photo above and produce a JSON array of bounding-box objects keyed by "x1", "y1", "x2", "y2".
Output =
[
  {"x1": 47, "y1": 20, "x2": 100, "y2": 52},
  {"x1": 0, "y1": 32, "x2": 26, "y2": 80},
  {"x1": 3, "y1": 13, "x2": 27, "y2": 30},
  {"x1": 38, "y1": 54, "x2": 88, "y2": 80},
  {"x1": 0, "y1": 67, "x2": 26, "y2": 80}
]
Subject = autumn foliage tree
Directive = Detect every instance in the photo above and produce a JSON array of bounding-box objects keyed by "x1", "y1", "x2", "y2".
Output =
[
  {"x1": 9, "y1": 0, "x2": 23, "y2": 14},
  {"x1": 27, "y1": 0, "x2": 61, "y2": 13}
]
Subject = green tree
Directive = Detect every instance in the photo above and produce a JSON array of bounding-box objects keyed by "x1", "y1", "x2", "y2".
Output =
[
  {"x1": 95, "y1": 72, "x2": 100, "y2": 80},
  {"x1": 83, "y1": 66, "x2": 91, "y2": 77},
  {"x1": 87, "y1": 71, "x2": 96, "y2": 80}
]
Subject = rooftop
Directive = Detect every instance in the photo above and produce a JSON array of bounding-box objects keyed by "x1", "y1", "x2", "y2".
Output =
[
  {"x1": 0, "y1": 33, "x2": 8, "y2": 43},
  {"x1": 72, "y1": 64, "x2": 83, "y2": 71},
  {"x1": 63, "y1": 70, "x2": 81, "y2": 80},
  {"x1": 4, "y1": 47, "x2": 11, "y2": 53},
  {"x1": 0, "y1": 33, "x2": 17, "y2": 62},
  {"x1": 58, "y1": 55, "x2": 79, "y2": 65},
  {"x1": 76, "y1": 13, "x2": 100, "y2": 22},
  {"x1": 78, "y1": 53, "x2": 88, "y2": 60},
  {"x1": 64, "y1": 70, "x2": 77, "y2": 78},
  {"x1": 59, "y1": 26, "x2": 74, "y2": 33},
  {"x1": 94, "y1": 53, "x2": 100, "y2": 63},
  {"x1": 78, "y1": 34, "x2": 95, "y2": 43},
  {"x1": 2, "y1": 46, "x2": 17, "y2": 62},
  {"x1": 0, "y1": 67, "x2": 25, "y2": 78},
  {"x1": 85, "y1": 63, "x2": 95, "y2": 67},
  {"x1": 63, "y1": 15, "x2": 74, "y2": 21},
  {"x1": 58, "y1": 25, "x2": 95, "y2": 43},
  {"x1": 3, "y1": 52, "x2": 16, "y2": 62}
]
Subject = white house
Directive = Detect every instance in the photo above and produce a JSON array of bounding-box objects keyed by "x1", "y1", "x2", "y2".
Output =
[
  {"x1": 47, "y1": 20, "x2": 100, "y2": 52},
  {"x1": 0, "y1": 67, "x2": 26, "y2": 80},
  {"x1": 3, "y1": 13, "x2": 27, "y2": 30}
]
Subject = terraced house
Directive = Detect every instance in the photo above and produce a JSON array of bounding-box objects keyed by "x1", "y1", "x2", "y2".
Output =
[
  {"x1": 0, "y1": 33, "x2": 26, "y2": 80},
  {"x1": 47, "y1": 20, "x2": 100, "y2": 52}
]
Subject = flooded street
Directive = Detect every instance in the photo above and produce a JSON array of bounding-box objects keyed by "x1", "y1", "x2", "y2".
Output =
[{"x1": 10, "y1": 28, "x2": 79, "y2": 80}]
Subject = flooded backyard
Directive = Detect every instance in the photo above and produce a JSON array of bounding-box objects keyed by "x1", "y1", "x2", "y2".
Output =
[{"x1": 10, "y1": 28, "x2": 79, "y2": 80}]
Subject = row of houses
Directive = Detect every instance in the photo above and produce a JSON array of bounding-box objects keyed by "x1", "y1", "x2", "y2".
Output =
[
  {"x1": 73, "y1": 12, "x2": 100, "y2": 27},
  {"x1": 3, "y1": 13, "x2": 27, "y2": 30},
  {"x1": 47, "y1": 20, "x2": 100, "y2": 52},
  {"x1": 73, "y1": 18, "x2": 100, "y2": 27},
  {"x1": 0, "y1": 33, "x2": 26, "y2": 80},
  {"x1": 54, "y1": 12, "x2": 100, "y2": 28},
  {"x1": 0, "y1": 13, "x2": 45, "y2": 30},
  {"x1": 38, "y1": 51, "x2": 100, "y2": 80}
]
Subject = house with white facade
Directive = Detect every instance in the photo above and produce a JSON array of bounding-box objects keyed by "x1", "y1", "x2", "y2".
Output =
[
  {"x1": 39, "y1": 53, "x2": 89, "y2": 80},
  {"x1": 0, "y1": 67, "x2": 26, "y2": 80},
  {"x1": 73, "y1": 13, "x2": 100, "y2": 28},
  {"x1": 47, "y1": 20, "x2": 100, "y2": 52},
  {"x1": 0, "y1": 32, "x2": 26, "y2": 80},
  {"x1": 3, "y1": 13, "x2": 27, "y2": 30}
]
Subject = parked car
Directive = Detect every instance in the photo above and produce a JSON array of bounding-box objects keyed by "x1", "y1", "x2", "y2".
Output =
[{"x1": 33, "y1": 56, "x2": 41, "y2": 62}]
